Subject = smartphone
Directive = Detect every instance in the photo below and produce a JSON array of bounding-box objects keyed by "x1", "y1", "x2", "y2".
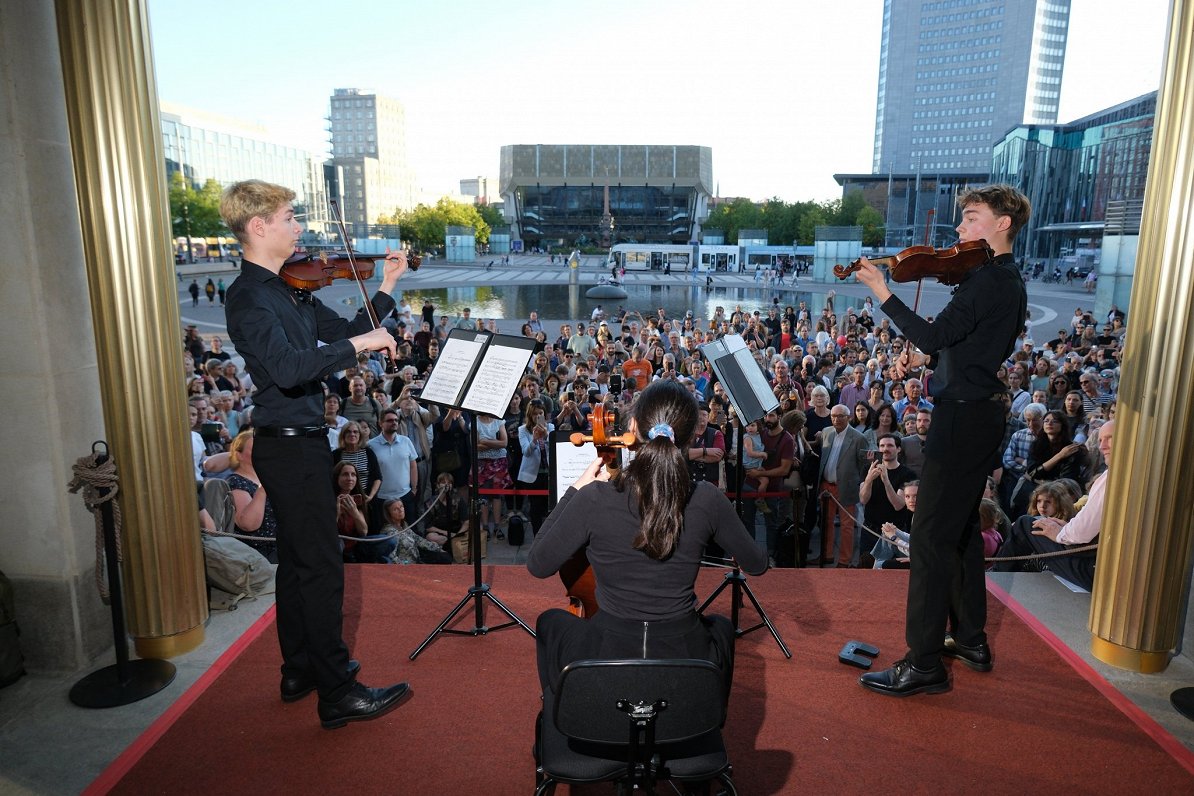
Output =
[
  {"x1": 610, "y1": 373, "x2": 623, "y2": 393},
  {"x1": 200, "y1": 422, "x2": 221, "y2": 443},
  {"x1": 866, "y1": 449, "x2": 878, "y2": 461}
]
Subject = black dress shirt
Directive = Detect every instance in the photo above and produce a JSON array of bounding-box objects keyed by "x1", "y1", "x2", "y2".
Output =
[
  {"x1": 880, "y1": 253, "x2": 1026, "y2": 401},
  {"x1": 225, "y1": 260, "x2": 396, "y2": 427}
]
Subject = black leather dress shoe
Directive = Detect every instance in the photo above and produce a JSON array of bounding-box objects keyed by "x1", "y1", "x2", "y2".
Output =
[
  {"x1": 859, "y1": 658, "x2": 950, "y2": 697},
  {"x1": 942, "y1": 635, "x2": 994, "y2": 672},
  {"x1": 318, "y1": 681, "x2": 412, "y2": 730},
  {"x1": 280, "y1": 659, "x2": 361, "y2": 703}
]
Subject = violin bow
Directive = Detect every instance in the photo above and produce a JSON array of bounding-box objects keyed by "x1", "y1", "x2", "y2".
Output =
[{"x1": 328, "y1": 199, "x2": 398, "y2": 373}]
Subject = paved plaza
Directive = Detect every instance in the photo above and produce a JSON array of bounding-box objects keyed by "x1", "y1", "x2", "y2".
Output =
[{"x1": 176, "y1": 253, "x2": 1102, "y2": 350}]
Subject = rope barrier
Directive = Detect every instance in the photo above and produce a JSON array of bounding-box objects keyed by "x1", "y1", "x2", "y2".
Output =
[
  {"x1": 201, "y1": 485, "x2": 450, "y2": 546},
  {"x1": 68, "y1": 451, "x2": 122, "y2": 602},
  {"x1": 815, "y1": 488, "x2": 1098, "y2": 564}
]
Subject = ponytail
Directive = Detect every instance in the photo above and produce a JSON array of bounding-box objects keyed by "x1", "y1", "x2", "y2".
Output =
[{"x1": 616, "y1": 380, "x2": 698, "y2": 560}]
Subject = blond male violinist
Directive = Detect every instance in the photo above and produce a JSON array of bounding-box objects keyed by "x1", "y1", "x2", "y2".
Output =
[{"x1": 222, "y1": 179, "x2": 412, "y2": 729}]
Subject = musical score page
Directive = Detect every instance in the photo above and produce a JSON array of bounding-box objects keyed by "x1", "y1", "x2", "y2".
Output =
[
  {"x1": 461, "y1": 339, "x2": 534, "y2": 416},
  {"x1": 419, "y1": 332, "x2": 486, "y2": 407}
]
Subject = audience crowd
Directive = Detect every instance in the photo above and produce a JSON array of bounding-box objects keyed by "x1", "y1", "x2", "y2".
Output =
[{"x1": 186, "y1": 295, "x2": 1123, "y2": 582}]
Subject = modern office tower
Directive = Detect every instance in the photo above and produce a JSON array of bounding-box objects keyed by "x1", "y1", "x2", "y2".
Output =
[
  {"x1": 328, "y1": 88, "x2": 416, "y2": 228},
  {"x1": 872, "y1": 0, "x2": 1071, "y2": 175}
]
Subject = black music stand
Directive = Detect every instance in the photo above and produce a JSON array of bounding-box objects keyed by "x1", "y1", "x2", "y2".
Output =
[
  {"x1": 696, "y1": 336, "x2": 791, "y2": 658},
  {"x1": 409, "y1": 331, "x2": 538, "y2": 659}
]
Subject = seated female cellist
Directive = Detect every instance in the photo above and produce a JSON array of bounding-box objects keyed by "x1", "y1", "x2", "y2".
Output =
[{"x1": 527, "y1": 379, "x2": 767, "y2": 697}]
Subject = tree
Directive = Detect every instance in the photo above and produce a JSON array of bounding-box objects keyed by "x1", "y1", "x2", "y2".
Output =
[
  {"x1": 476, "y1": 202, "x2": 504, "y2": 229},
  {"x1": 378, "y1": 197, "x2": 492, "y2": 250},
  {"x1": 856, "y1": 205, "x2": 885, "y2": 247},
  {"x1": 168, "y1": 173, "x2": 226, "y2": 238}
]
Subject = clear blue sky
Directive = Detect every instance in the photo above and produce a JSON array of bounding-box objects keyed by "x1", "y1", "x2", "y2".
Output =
[{"x1": 147, "y1": 0, "x2": 1171, "y2": 202}]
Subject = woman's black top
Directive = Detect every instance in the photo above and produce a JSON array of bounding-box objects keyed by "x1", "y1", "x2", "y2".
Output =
[{"x1": 528, "y1": 481, "x2": 767, "y2": 622}]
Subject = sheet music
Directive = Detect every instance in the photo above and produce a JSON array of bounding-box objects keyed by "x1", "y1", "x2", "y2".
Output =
[
  {"x1": 420, "y1": 333, "x2": 486, "y2": 407},
  {"x1": 461, "y1": 339, "x2": 533, "y2": 416},
  {"x1": 551, "y1": 437, "x2": 630, "y2": 505}
]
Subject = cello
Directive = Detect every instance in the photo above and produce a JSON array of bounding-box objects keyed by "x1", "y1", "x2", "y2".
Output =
[{"x1": 559, "y1": 409, "x2": 637, "y2": 617}]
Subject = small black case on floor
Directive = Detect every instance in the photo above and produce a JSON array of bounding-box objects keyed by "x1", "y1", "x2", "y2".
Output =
[{"x1": 506, "y1": 515, "x2": 525, "y2": 546}]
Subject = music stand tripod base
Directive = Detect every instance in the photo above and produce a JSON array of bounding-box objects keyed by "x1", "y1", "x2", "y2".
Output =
[
  {"x1": 698, "y1": 567, "x2": 792, "y2": 659},
  {"x1": 410, "y1": 411, "x2": 535, "y2": 660}
]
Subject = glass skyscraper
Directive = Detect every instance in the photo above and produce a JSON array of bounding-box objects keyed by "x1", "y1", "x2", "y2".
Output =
[{"x1": 872, "y1": 0, "x2": 1071, "y2": 175}]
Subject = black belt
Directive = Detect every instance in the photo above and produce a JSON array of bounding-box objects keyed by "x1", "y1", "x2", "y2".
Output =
[
  {"x1": 941, "y1": 392, "x2": 1005, "y2": 404},
  {"x1": 254, "y1": 425, "x2": 328, "y2": 438}
]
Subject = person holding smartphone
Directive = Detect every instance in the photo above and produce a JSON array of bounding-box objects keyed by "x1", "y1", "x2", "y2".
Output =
[
  {"x1": 517, "y1": 402, "x2": 554, "y2": 537},
  {"x1": 859, "y1": 434, "x2": 917, "y2": 567}
]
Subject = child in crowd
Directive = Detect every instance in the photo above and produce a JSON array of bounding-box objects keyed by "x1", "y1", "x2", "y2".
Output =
[
  {"x1": 742, "y1": 420, "x2": 770, "y2": 513},
  {"x1": 978, "y1": 498, "x2": 1004, "y2": 570}
]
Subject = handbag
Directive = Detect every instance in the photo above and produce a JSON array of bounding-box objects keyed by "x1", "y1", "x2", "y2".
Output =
[
  {"x1": 1009, "y1": 473, "x2": 1041, "y2": 509},
  {"x1": 435, "y1": 449, "x2": 462, "y2": 472},
  {"x1": 449, "y1": 524, "x2": 487, "y2": 564}
]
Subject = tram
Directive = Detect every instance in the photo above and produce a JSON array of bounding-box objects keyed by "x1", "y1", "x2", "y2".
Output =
[{"x1": 605, "y1": 243, "x2": 742, "y2": 273}]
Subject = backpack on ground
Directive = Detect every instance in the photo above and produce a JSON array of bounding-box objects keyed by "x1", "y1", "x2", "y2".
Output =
[
  {"x1": 201, "y1": 478, "x2": 275, "y2": 609},
  {"x1": 202, "y1": 535, "x2": 276, "y2": 610},
  {"x1": 507, "y1": 514, "x2": 526, "y2": 546}
]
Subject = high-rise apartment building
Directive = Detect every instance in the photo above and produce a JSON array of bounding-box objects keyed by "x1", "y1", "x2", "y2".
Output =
[
  {"x1": 328, "y1": 88, "x2": 416, "y2": 227},
  {"x1": 872, "y1": 0, "x2": 1071, "y2": 175}
]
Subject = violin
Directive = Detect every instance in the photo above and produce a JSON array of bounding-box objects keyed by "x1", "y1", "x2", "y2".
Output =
[
  {"x1": 279, "y1": 249, "x2": 421, "y2": 291},
  {"x1": 833, "y1": 239, "x2": 993, "y2": 286},
  {"x1": 559, "y1": 409, "x2": 638, "y2": 618}
]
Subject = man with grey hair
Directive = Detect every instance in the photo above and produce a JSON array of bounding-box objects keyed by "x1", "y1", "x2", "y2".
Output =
[
  {"x1": 1000, "y1": 402, "x2": 1046, "y2": 512},
  {"x1": 817, "y1": 404, "x2": 869, "y2": 567},
  {"x1": 341, "y1": 375, "x2": 381, "y2": 437},
  {"x1": 892, "y1": 377, "x2": 932, "y2": 419}
]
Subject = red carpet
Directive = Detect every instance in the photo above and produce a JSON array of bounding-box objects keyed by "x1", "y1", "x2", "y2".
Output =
[{"x1": 91, "y1": 567, "x2": 1194, "y2": 795}]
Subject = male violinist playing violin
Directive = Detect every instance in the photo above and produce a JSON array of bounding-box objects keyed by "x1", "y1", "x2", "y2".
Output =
[
  {"x1": 222, "y1": 180, "x2": 413, "y2": 728},
  {"x1": 852, "y1": 184, "x2": 1029, "y2": 697}
]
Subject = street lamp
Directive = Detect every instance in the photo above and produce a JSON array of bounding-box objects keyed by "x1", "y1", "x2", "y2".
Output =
[{"x1": 181, "y1": 203, "x2": 193, "y2": 263}]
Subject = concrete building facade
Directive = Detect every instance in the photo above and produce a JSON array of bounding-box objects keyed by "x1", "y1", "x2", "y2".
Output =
[
  {"x1": 498, "y1": 144, "x2": 713, "y2": 247},
  {"x1": 329, "y1": 88, "x2": 416, "y2": 227}
]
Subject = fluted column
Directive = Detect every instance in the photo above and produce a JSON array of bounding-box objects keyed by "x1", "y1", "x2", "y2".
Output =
[
  {"x1": 55, "y1": 0, "x2": 207, "y2": 657},
  {"x1": 1089, "y1": 0, "x2": 1194, "y2": 673}
]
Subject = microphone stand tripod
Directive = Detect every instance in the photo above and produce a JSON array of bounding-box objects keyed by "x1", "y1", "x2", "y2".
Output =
[
  {"x1": 697, "y1": 419, "x2": 791, "y2": 658},
  {"x1": 410, "y1": 416, "x2": 534, "y2": 660}
]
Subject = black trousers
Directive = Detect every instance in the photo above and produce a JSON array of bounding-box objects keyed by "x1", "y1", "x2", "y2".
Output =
[
  {"x1": 536, "y1": 608, "x2": 735, "y2": 701},
  {"x1": 253, "y1": 436, "x2": 354, "y2": 701},
  {"x1": 905, "y1": 399, "x2": 1005, "y2": 668}
]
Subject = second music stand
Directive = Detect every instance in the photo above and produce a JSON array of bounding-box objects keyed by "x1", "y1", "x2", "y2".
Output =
[{"x1": 697, "y1": 336, "x2": 791, "y2": 659}]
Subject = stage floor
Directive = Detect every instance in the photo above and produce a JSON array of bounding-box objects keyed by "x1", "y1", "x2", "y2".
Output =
[{"x1": 1, "y1": 564, "x2": 1191, "y2": 795}]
